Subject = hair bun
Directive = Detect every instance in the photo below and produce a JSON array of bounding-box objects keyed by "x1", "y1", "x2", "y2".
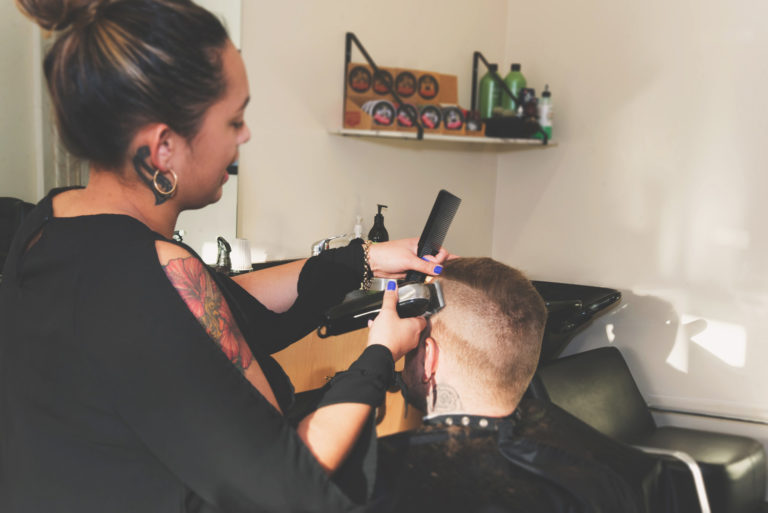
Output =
[{"x1": 16, "y1": 0, "x2": 106, "y2": 31}]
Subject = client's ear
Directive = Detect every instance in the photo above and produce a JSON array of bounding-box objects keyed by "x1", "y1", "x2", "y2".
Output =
[{"x1": 424, "y1": 337, "x2": 439, "y2": 381}]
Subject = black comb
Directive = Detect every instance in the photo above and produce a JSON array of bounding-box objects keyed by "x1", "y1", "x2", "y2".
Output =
[{"x1": 405, "y1": 189, "x2": 461, "y2": 283}]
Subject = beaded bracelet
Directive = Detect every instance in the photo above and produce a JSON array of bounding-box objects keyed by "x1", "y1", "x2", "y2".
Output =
[{"x1": 361, "y1": 240, "x2": 373, "y2": 291}]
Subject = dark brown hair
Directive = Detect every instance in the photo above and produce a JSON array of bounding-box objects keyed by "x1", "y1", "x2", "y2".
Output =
[
  {"x1": 432, "y1": 257, "x2": 547, "y2": 409},
  {"x1": 17, "y1": 0, "x2": 229, "y2": 169}
]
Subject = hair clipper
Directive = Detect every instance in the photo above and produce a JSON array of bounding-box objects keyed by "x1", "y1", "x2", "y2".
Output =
[{"x1": 317, "y1": 281, "x2": 445, "y2": 338}]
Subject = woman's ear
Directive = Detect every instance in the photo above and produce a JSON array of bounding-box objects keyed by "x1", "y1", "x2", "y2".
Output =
[
  {"x1": 423, "y1": 336, "x2": 439, "y2": 381},
  {"x1": 151, "y1": 125, "x2": 175, "y2": 171},
  {"x1": 134, "y1": 124, "x2": 174, "y2": 171}
]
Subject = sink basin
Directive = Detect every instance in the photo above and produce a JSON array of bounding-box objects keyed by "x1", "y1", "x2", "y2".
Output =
[{"x1": 531, "y1": 281, "x2": 621, "y2": 364}]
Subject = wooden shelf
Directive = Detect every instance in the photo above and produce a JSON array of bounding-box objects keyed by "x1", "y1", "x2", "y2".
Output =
[{"x1": 332, "y1": 128, "x2": 555, "y2": 146}]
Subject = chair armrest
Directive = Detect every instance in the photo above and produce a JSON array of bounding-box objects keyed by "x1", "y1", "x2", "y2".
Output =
[{"x1": 633, "y1": 445, "x2": 711, "y2": 513}]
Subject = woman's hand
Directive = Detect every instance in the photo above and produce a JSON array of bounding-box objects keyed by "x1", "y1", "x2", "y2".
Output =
[
  {"x1": 367, "y1": 280, "x2": 427, "y2": 361},
  {"x1": 367, "y1": 238, "x2": 454, "y2": 279}
]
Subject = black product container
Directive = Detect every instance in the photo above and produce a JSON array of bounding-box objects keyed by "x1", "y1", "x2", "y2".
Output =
[
  {"x1": 484, "y1": 116, "x2": 540, "y2": 138},
  {"x1": 396, "y1": 104, "x2": 419, "y2": 128},
  {"x1": 442, "y1": 107, "x2": 465, "y2": 131},
  {"x1": 368, "y1": 204, "x2": 389, "y2": 242},
  {"x1": 373, "y1": 69, "x2": 394, "y2": 95},
  {"x1": 419, "y1": 105, "x2": 442, "y2": 130}
]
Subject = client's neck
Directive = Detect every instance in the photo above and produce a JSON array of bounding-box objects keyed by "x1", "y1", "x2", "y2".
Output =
[{"x1": 427, "y1": 380, "x2": 516, "y2": 419}]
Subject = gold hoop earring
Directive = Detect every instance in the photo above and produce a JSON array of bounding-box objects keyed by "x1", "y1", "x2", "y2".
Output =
[{"x1": 153, "y1": 168, "x2": 178, "y2": 199}]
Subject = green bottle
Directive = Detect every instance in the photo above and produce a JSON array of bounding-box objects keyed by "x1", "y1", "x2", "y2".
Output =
[
  {"x1": 500, "y1": 63, "x2": 527, "y2": 111},
  {"x1": 533, "y1": 85, "x2": 553, "y2": 140},
  {"x1": 478, "y1": 63, "x2": 501, "y2": 120}
]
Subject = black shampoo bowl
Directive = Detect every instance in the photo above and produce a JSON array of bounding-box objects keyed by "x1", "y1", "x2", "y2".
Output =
[{"x1": 531, "y1": 281, "x2": 621, "y2": 364}]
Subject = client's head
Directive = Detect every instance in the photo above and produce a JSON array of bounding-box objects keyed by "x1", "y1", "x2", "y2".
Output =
[{"x1": 402, "y1": 258, "x2": 547, "y2": 417}]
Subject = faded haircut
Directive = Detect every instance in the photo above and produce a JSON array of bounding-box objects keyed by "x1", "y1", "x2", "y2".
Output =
[{"x1": 431, "y1": 258, "x2": 547, "y2": 410}]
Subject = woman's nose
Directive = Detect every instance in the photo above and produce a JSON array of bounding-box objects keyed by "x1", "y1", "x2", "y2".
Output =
[{"x1": 239, "y1": 123, "x2": 251, "y2": 144}]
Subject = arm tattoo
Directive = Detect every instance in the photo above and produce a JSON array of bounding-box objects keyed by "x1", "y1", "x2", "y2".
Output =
[
  {"x1": 162, "y1": 256, "x2": 254, "y2": 372},
  {"x1": 433, "y1": 383, "x2": 464, "y2": 414}
]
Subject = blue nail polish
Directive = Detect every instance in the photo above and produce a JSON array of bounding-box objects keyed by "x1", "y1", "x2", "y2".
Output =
[
  {"x1": 387, "y1": 280, "x2": 397, "y2": 291},
  {"x1": 421, "y1": 256, "x2": 430, "y2": 261},
  {"x1": 434, "y1": 266, "x2": 443, "y2": 275}
]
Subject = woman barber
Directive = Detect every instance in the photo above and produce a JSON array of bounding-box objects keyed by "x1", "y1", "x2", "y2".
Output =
[{"x1": 0, "y1": 1, "x2": 447, "y2": 511}]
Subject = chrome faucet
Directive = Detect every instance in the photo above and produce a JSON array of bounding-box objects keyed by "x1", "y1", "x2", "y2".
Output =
[{"x1": 311, "y1": 235, "x2": 349, "y2": 256}]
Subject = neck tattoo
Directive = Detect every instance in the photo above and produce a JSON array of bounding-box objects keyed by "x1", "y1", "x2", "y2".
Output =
[
  {"x1": 432, "y1": 383, "x2": 464, "y2": 414},
  {"x1": 132, "y1": 145, "x2": 172, "y2": 205}
]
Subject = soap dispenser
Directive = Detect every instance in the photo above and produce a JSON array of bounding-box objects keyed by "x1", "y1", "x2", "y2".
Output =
[
  {"x1": 354, "y1": 215, "x2": 364, "y2": 239},
  {"x1": 368, "y1": 204, "x2": 389, "y2": 242}
]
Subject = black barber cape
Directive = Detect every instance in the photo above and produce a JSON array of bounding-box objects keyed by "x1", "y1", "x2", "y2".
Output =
[{"x1": 371, "y1": 398, "x2": 680, "y2": 513}]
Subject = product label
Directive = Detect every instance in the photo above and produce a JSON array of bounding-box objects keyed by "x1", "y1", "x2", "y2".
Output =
[
  {"x1": 538, "y1": 104, "x2": 552, "y2": 127},
  {"x1": 419, "y1": 105, "x2": 441, "y2": 129},
  {"x1": 345, "y1": 111, "x2": 362, "y2": 127},
  {"x1": 371, "y1": 101, "x2": 395, "y2": 126},
  {"x1": 442, "y1": 107, "x2": 464, "y2": 130},
  {"x1": 373, "y1": 70, "x2": 394, "y2": 95},
  {"x1": 397, "y1": 104, "x2": 418, "y2": 127},
  {"x1": 395, "y1": 72, "x2": 417, "y2": 98},
  {"x1": 418, "y1": 74, "x2": 439, "y2": 100},
  {"x1": 348, "y1": 66, "x2": 371, "y2": 93}
]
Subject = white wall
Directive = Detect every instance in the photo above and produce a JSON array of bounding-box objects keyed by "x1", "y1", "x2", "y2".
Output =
[
  {"x1": 0, "y1": 3, "x2": 37, "y2": 201},
  {"x1": 494, "y1": 0, "x2": 768, "y2": 425},
  {"x1": 238, "y1": 0, "x2": 768, "y2": 428},
  {"x1": 237, "y1": 0, "x2": 508, "y2": 260},
  {"x1": 195, "y1": 0, "x2": 241, "y2": 48}
]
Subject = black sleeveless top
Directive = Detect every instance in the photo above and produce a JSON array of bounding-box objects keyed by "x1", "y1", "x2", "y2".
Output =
[{"x1": 0, "y1": 188, "x2": 389, "y2": 513}]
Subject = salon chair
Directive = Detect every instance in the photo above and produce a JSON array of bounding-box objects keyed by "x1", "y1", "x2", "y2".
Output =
[
  {"x1": 533, "y1": 346, "x2": 767, "y2": 513},
  {"x1": 0, "y1": 197, "x2": 35, "y2": 274}
]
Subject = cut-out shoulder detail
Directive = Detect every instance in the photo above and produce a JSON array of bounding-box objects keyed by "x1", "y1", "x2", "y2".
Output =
[
  {"x1": 24, "y1": 228, "x2": 44, "y2": 254},
  {"x1": 155, "y1": 241, "x2": 282, "y2": 412},
  {"x1": 155, "y1": 240, "x2": 194, "y2": 266},
  {"x1": 51, "y1": 188, "x2": 87, "y2": 218}
]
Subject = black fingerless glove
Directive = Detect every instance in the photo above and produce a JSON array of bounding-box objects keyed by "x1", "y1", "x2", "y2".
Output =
[
  {"x1": 298, "y1": 239, "x2": 365, "y2": 303},
  {"x1": 316, "y1": 344, "x2": 395, "y2": 408}
]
